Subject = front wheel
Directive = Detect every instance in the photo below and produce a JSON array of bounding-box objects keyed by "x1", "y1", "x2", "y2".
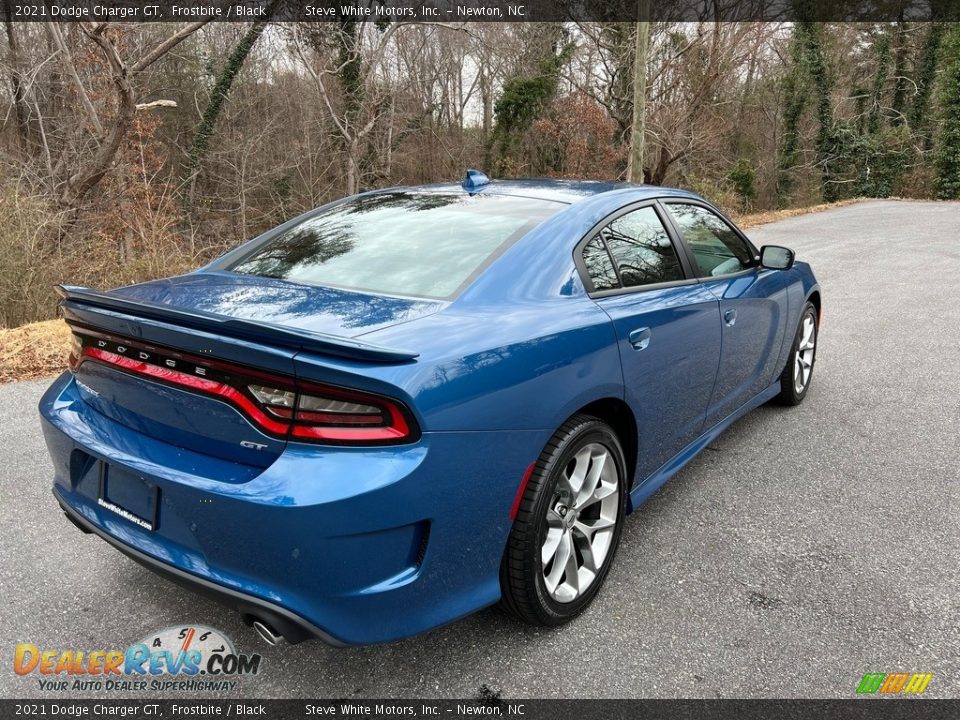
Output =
[
  {"x1": 777, "y1": 301, "x2": 818, "y2": 405},
  {"x1": 499, "y1": 414, "x2": 628, "y2": 626}
]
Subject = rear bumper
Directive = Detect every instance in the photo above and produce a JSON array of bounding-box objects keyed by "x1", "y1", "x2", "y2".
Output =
[
  {"x1": 54, "y1": 486, "x2": 342, "y2": 645},
  {"x1": 40, "y1": 372, "x2": 549, "y2": 646}
]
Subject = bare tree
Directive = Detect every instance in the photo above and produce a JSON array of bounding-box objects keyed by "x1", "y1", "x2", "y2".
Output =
[
  {"x1": 57, "y1": 21, "x2": 211, "y2": 212},
  {"x1": 293, "y1": 21, "x2": 404, "y2": 195}
]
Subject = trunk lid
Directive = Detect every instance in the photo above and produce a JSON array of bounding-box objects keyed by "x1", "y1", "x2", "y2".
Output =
[
  {"x1": 113, "y1": 271, "x2": 447, "y2": 339},
  {"x1": 60, "y1": 274, "x2": 430, "y2": 468}
]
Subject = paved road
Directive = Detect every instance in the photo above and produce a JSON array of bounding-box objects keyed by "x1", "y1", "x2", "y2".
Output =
[{"x1": 1, "y1": 200, "x2": 958, "y2": 699}]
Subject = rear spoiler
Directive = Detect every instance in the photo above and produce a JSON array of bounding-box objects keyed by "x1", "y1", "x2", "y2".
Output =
[{"x1": 56, "y1": 285, "x2": 419, "y2": 363}]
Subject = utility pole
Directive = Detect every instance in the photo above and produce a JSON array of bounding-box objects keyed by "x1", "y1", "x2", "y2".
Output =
[{"x1": 627, "y1": 6, "x2": 650, "y2": 183}]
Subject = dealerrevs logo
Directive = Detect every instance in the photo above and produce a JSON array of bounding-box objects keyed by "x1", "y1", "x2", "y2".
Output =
[{"x1": 13, "y1": 625, "x2": 262, "y2": 693}]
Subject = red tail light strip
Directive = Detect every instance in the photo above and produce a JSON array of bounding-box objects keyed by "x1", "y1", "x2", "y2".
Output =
[
  {"x1": 84, "y1": 347, "x2": 290, "y2": 435},
  {"x1": 79, "y1": 344, "x2": 413, "y2": 444}
]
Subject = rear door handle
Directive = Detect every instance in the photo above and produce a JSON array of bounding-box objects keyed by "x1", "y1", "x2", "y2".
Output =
[
  {"x1": 629, "y1": 327, "x2": 651, "y2": 351},
  {"x1": 724, "y1": 309, "x2": 737, "y2": 326}
]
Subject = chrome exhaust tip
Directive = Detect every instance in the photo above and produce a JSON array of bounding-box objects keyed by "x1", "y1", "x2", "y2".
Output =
[{"x1": 251, "y1": 619, "x2": 285, "y2": 646}]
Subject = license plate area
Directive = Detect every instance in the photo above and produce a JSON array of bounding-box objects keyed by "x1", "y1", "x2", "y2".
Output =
[{"x1": 97, "y1": 463, "x2": 159, "y2": 531}]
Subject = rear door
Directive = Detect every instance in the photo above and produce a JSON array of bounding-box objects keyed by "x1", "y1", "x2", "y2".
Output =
[
  {"x1": 661, "y1": 201, "x2": 788, "y2": 427},
  {"x1": 579, "y1": 202, "x2": 722, "y2": 483}
]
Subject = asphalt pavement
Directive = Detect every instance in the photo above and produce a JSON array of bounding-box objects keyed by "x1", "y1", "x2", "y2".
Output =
[{"x1": 1, "y1": 200, "x2": 958, "y2": 699}]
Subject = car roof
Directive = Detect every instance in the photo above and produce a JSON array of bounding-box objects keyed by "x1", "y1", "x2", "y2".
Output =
[{"x1": 391, "y1": 178, "x2": 704, "y2": 205}]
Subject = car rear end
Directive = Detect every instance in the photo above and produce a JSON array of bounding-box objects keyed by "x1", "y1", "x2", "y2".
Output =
[
  {"x1": 39, "y1": 189, "x2": 564, "y2": 645},
  {"x1": 44, "y1": 299, "x2": 433, "y2": 641}
]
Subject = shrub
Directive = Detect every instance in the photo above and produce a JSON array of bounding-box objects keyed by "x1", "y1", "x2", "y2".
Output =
[
  {"x1": 0, "y1": 184, "x2": 66, "y2": 328},
  {"x1": 727, "y1": 159, "x2": 757, "y2": 211}
]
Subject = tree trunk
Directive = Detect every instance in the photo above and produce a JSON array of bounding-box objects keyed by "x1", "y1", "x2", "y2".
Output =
[
  {"x1": 867, "y1": 31, "x2": 890, "y2": 135},
  {"x1": 480, "y1": 65, "x2": 493, "y2": 170},
  {"x1": 890, "y1": 17, "x2": 909, "y2": 125},
  {"x1": 61, "y1": 68, "x2": 135, "y2": 209},
  {"x1": 648, "y1": 147, "x2": 674, "y2": 186},
  {"x1": 346, "y1": 137, "x2": 360, "y2": 196},
  {"x1": 798, "y1": 22, "x2": 836, "y2": 202},
  {"x1": 934, "y1": 25, "x2": 960, "y2": 198},
  {"x1": 626, "y1": 18, "x2": 649, "y2": 183},
  {"x1": 2, "y1": 0, "x2": 30, "y2": 153},
  {"x1": 184, "y1": 12, "x2": 276, "y2": 213},
  {"x1": 910, "y1": 22, "x2": 944, "y2": 145}
]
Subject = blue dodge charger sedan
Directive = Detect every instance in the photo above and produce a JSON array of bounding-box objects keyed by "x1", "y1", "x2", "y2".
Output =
[{"x1": 40, "y1": 172, "x2": 820, "y2": 646}]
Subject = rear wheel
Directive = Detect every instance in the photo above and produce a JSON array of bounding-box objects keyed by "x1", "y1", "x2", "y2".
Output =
[
  {"x1": 777, "y1": 302, "x2": 818, "y2": 405},
  {"x1": 499, "y1": 414, "x2": 627, "y2": 625}
]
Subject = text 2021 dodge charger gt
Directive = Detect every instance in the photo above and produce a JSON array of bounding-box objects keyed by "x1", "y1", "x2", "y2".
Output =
[{"x1": 40, "y1": 172, "x2": 820, "y2": 646}]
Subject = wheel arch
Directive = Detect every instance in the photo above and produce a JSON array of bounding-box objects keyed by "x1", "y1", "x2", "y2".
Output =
[
  {"x1": 807, "y1": 289, "x2": 822, "y2": 322},
  {"x1": 568, "y1": 397, "x2": 638, "y2": 492}
]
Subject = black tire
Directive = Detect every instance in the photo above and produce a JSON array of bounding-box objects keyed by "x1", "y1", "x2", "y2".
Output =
[
  {"x1": 776, "y1": 301, "x2": 819, "y2": 406},
  {"x1": 499, "y1": 414, "x2": 628, "y2": 626}
]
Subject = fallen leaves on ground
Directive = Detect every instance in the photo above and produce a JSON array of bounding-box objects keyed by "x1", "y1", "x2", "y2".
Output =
[{"x1": 0, "y1": 319, "x2": 71, "y2": 383}]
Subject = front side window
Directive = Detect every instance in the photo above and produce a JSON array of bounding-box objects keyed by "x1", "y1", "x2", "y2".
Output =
[
  {"x1": 229, "y1": 192, "x2": 560, "y2": 298},
  {"x1": 664, "y1": 203, "x2": 756, "y2": 277},
  {"x1": 581, "y1": 205, "x2": 684, "y2": 292},
  {"x1": 602, "y1": 207, "x2": 684, "y2": 287}
]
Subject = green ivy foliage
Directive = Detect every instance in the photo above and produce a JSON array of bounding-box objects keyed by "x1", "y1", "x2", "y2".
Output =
[
  {"x1": 777, "y1": 22, "x2": 837, "y2": 203},
  {"x1": 935, "y1": 25, "x2": 960, "y2": 199},
  {"x1": 779, "y1": 21, "x2": 920, "y2": 204},
  {"x1": 728, "y1": 159, "x2": 757, "y2": 210},
  {"x1": 867, "y1": 32, "x2": 891, "y2": 136},
  {"x1": 491, "y1": 40, "x2": 575, "y2": 173},
  {"x1": 911, "y1": 24, "x2": 945, "y2": 146},
  {"x1": 828, "y1": 122, "x2": 911, "y2": 199},
  {"x1": 776, "y1": 28, "x2": 809, "y2": 206}
]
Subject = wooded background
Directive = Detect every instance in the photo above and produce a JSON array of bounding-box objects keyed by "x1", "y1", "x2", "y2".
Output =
[{"x1": 1, "y1": 19, "x2": 958, "y2": 327}]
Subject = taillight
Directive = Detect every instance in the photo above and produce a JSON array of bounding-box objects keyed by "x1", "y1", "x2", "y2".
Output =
[
  {"x1": 246, "y1": 380, "x2": 412, "y2": 442},
  {"x1": 248, "y1": 384, "x2": 297, "y2": 414},
  {"x1": 70, "y1": 329, "x2": 417, "y2": 445}
]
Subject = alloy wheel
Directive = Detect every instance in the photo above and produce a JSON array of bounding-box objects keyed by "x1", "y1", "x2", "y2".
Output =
[
  {"x1": 793, "y1": 314, "x2": 817, "y2": 394},
  {"x1": 540, "y1": 443, "x2": 620, "y2": 603}
]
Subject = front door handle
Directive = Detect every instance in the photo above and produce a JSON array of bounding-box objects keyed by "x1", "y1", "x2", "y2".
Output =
[
  {"x1": 629, "y1": 327, "x2": 651, "y2": 351},
  {"x1": 724, "y1": 309, "x2": 737, "y2": 326}
]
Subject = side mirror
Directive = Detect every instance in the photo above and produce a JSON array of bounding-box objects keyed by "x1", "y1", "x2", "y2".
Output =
[{"x1": 760, "y1": 245, "x2": 795, "y2": 270}]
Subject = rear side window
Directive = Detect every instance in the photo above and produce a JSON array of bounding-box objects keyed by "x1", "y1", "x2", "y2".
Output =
[
  {"x1": 664, "y1": 203, "x2": 755, "y2": 277},
  {"x1": 582, "y1": 237, "x2": 619, "y2": 291},
  {"x1": 229, "y1": 192, "x2": 560, "y2": 299},
  {"x1": 582, "y1": 206, "x2": 684, "y2": 292}
]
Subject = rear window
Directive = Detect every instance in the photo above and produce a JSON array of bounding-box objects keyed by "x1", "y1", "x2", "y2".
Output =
[{"x1": 228, "y1": 192, "x2": 561, "y2": 299}]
